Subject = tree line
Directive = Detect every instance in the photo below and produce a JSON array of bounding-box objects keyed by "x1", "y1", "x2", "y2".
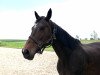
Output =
[{"x1": 76, "y1": 30, "x2": 100, "y2": 40}]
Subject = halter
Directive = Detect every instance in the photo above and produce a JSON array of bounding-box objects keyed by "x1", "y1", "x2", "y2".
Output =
[{"x1": 29, "y1": 24, "x2": 56, "y2": 54}]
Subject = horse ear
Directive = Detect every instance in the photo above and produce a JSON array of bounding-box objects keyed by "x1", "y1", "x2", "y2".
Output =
[
  {"x1": 34, "y1": 11, "x2": 40, "y2": 19},
  {"x1": 45, "y1": 8, "x2": 52, "y2": 21}
]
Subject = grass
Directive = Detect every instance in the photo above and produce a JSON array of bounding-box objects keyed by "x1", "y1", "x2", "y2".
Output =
[
  {"x1": 45, "y1": 46, "x2": 53, "y2": 51},
  {"x1": 0, "y1": 40, "x2": 26, "y2": 49},
  {"x1": 0, "y1": 39, "x2": 100, "y2": 51},
  {"x1": 81, "y1": 40, "x2": 100, "y2": 44}
]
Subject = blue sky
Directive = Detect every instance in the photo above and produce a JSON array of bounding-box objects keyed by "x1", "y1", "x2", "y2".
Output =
[
  {"x1": 0, "y1": 0, "x2": 100, "y2": 39},
  {"x1": 0, "y1": 0, "x2": 64, "y2": 10}
]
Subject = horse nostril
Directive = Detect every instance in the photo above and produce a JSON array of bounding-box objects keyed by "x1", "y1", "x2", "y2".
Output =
[{"x1": 22, "y1": 49, "x2": 29, "y2": 55}]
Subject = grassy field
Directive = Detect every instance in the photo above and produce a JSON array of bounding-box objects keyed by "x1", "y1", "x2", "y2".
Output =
[
  {"x1": 81, "y1": 40, "x2": 100, "y2": 44},
  {"x1": 0, "y1": 39, "x2": 100, "y2": 51},
  {"x1": 0, "y1": 40, "x2": 26, "y2": 49}
]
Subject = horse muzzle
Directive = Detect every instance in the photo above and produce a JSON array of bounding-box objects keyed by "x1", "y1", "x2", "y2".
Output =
[{"x1": 22, "y1": 49, "x2": 35, "y2": 60}]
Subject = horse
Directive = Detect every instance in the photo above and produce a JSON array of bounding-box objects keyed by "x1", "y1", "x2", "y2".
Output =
[{"x1": 22, "y1": 8, "x2": 100, "y2": 75}]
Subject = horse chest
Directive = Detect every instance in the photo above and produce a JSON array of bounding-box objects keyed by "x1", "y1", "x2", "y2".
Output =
[{"x1": 57, "y1": 59, "x2": 71, "y2": 75}]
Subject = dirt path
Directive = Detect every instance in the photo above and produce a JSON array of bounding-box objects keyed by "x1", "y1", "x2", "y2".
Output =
[{"x1": 0, "y1": 47, "x2": 58, "y2": 75}]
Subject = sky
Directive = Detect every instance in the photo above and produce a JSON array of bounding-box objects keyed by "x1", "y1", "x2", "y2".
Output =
[{"x1": 0, "y1": 0, "x2": 100, "y2": 39}]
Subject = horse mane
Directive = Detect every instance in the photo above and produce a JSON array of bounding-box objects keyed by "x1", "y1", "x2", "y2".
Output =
[{"x1": 50, "y1": 21, "x2": 81, "y2": 50}]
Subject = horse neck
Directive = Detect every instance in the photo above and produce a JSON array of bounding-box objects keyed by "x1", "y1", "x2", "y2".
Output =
[{"x1": 51, "y1": 22, "x2": 80, "y2": 60}]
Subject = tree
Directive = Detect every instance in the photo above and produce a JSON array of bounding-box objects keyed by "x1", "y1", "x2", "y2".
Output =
[
  {"x1": 90, "y1": 30, "x2": 98, "y2": 40},
  {"x1": 76, "y1": 35, "x2": 80, "y2": 40}
]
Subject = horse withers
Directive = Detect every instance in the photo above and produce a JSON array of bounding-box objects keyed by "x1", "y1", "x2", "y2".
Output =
[{"x1": 22, "y1": 8, "x2": 100, "y2": 75}]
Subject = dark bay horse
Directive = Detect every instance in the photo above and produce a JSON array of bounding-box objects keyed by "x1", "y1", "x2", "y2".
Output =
[{"x1": 22, "y1": 8, "x2": 100, "y2": 75}]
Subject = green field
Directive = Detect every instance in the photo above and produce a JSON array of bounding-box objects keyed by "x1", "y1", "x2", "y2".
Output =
[
  {"x1": 0, "y1": 39, "x2": 100, "y2": 51},
  {"x1": 81, "y1": 40, "x2": 100, "y2": 44},
  {"x1": 0, "y1": 40, "x2": 26, "y2": 49}
]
